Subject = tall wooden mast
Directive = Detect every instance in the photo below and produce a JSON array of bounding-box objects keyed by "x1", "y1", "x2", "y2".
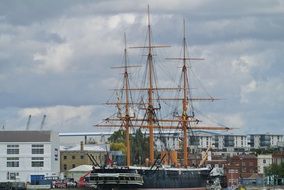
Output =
[
  {"x1": 130, "y1": 5, "x2": 166, "y2": 165},
  {"x1": 102, "y1": 33, "x2": 135, "y2": 167},
  {"x1": 166, "y1": 20, "x2": 209, "y2": 167},
  {"x1": 146, "y1": 5, "x2": 155, "y2": 165},
  {"x1": 123, "y1": 33, "x2": 131, "y2": 167},
  {"x1": 181, "y1": 19, "x2": 189, "y2": 167}
]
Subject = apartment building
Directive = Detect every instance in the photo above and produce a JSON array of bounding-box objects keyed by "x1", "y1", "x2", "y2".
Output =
[
  {"x1": 190, "y1": 133, "x2": 283, "y2": 151},
  {"x1": 59, "y1": 131, "x2": 284, "y2": 152},
  {"x1": 249, "y1": 134, "x2": 284, "y2": 149},
  {"x1": 0, "y1": 130, "x2": 60, "y2": 183},
  {"x1": 213, "y1": 134, "x2": 249, "y2": 150}
]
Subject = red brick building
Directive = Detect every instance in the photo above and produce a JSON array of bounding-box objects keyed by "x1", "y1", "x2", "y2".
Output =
[
  {"x1": 224, "y1": 154, "x2": 257, "y2": 186},
  {"x1": 272, "y1": 152, "x2": 284, "y2": 165}
]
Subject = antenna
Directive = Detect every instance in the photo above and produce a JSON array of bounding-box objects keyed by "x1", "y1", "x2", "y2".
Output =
[
  {"x1": 26, "y1": 115, "x2": 31, "y2": 130},
  {"x1": 40, "y1": 115, "x2": 47, "y2": 130}
]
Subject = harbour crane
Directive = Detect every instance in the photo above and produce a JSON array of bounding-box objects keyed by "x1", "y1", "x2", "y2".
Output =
[
  {"x1": 40, "y1": 115, "x2": 47, "y2": 130},
  {"x1": 26, "y1": 115, "x2": 31, "y2": 130}
]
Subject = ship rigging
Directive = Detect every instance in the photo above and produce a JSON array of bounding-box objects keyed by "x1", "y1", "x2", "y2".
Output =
[{"x1": 95, "y1": 5, "x2": 232, "y2": 168}]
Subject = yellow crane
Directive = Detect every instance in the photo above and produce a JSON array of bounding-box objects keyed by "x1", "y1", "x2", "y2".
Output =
[{"x1": 198, "y1": 145, "x2": 211, "y2": 167}]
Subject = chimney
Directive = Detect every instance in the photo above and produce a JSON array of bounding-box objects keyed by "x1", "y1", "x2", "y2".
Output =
[{"x1": 80, "y1": 141, "x2": 84, "y2": 151}]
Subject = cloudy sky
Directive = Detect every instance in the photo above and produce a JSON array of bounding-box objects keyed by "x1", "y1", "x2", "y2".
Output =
[{"x1": 0, "y1": 0, "x2": 283, "y2": 135}]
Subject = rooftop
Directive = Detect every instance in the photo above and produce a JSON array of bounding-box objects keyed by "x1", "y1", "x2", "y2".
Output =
[
  {"x1": 60, "y1": 144, "x2": 108, "y2": 152},
  {"x1": 0, "y1": 130, "x2": 52, "y2": 142}
]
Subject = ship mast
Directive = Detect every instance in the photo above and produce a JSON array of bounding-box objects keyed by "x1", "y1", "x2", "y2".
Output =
[
  {"x1": 181, "y1": 19, "x2": 189, "y2": 167},
  {"x1": 167, "y1": 19, "x2": 209, "y2": 167},
  {"x1": 123, "y1": 33, "x2": 131, "y2": 167},
  {"x1": 146, "y1": 5, "x2": 155, "y2": 165},
  {"x1": 102, "y1": 33, "x2": 135, "y2": 167},
  {"x1": 130, "y1": 5, "x2": 165, "y2": 165}
]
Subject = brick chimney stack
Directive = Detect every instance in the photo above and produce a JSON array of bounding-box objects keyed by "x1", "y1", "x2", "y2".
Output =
[{"x1": 80, "y1": 141, "x2": 84, "y2": 151}]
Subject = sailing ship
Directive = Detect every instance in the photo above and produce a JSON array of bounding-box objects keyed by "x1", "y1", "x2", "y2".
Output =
[{"x1": 90, "y1": 6, "x2": 231, "y2": 189}]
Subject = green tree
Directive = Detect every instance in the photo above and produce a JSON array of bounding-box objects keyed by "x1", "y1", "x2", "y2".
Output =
[
  {"x1": 108, "y1": 129, "x2": 150, "y2": 166},
  {"x1": 131, "y1": 129, "x2": 149, "y2": 165},
  {"x1": 110, "y1": 142, "x2": 126, "y2": 154},
  {"x1": 253, "y1": 148, "x2": 278, "y2": 155},
  {"x1": 108, "y1": 130, "x2": 126, "y2": 154},
  {"x1": 108, "y1": 129, "x2": 125, "y2": 143},
  {"x1": 265, "y1": 162, "x2": 284, "y2": 185}
]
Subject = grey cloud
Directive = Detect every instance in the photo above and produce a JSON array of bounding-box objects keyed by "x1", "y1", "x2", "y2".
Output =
[
  {"x1": 34, "y1": 31, "x2": 65, "y2": 43},
  {"x1": 0, "y1": 0, "x2": 84, "y2": 25},
  {"x1": 0, "y1": 0, "x2": 283, "y2": 133}
]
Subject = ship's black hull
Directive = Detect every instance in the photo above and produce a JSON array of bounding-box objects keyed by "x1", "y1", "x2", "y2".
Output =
[
  {"x1": 87, "y1": 167, "x2": 211, "y2": 189},
  {"x1": 137, "y1": 168, "x2": 209, "y2": 189}
]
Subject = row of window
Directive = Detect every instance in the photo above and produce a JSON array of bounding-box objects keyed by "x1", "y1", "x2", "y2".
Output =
[
  {"x1": 63, "y1": 154, "x2": 103, "y2": 160},
  {"x1": 63, "y1": 155, "x2": 84, "y2": 160},
  {"x1": 6, "y1": 157, "x2": 44, "y2": 168},
  {"x1": 63, "y1": 163, "x2": 76, "y2": 170},
  {"x1": 7, "y1": 144, "x2": 44, "y2": 155}
]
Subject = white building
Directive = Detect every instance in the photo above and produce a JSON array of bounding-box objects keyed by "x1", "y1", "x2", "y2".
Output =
[
  {"x1": 249, "y1": 134, "x2": 284, "y2": 148},
  {"x1": 234, "y1": 135, "x2": 248, "y2": 148},
  {"x1": 270, "y1": 135, "x2": 284, "y2": 147},
  {"x1": 213, "y1": 135, "x2": 224, "y2": 150},
  {"x1": 0, "y1": 131, "x2": 60, "y2": 183},
  {"x1": 257, "y1": 154, "x2": 272, "y2": 174},
  {"x1": 59, "y1": 131, "x2": 284, "y2": 153},
  {"x1": 199, "y1": 135, "x2": 214, "y2": 149}
]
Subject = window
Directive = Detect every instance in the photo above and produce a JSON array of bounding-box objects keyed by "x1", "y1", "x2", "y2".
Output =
[
  {"x1": 31, "y1": 157, "x2": 44, "y2": 167},
  {"x1": 63, "y1": 164, "x2": 67, "y2": 170},
  {"x1": 54, "y1": 148, "x2": 58, "y2": 161},
  {"x1": 32, "y1": 144, "x2": 44, "y2": 154},
  {"x1": 7, "y1": 172, "x2": 19, "y2": 180},
  {"x1": 228, "y1": 169, "x2": 235, "y2": 173},
  {"x1": 7, "y1": 145, "x2": 19, "y2": 154},
  {"x1": 263, "y1": 159, "x2": 266, "y2": 164},
  {"x1": 63, "y1": 156, "x2": 67, "y2": 160},
  {"x1": 72, "y1": 164, "x2": 75, "y2": 168},
  {"x1": 72, "y1": 155, "x2": 75, "y2": 159},
  {"x1": 7, "y1": 157, "x2": 19, "y2": 167},
  {"x1": 80, "y1": 155, "x2": 84, "y2": 159}
]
